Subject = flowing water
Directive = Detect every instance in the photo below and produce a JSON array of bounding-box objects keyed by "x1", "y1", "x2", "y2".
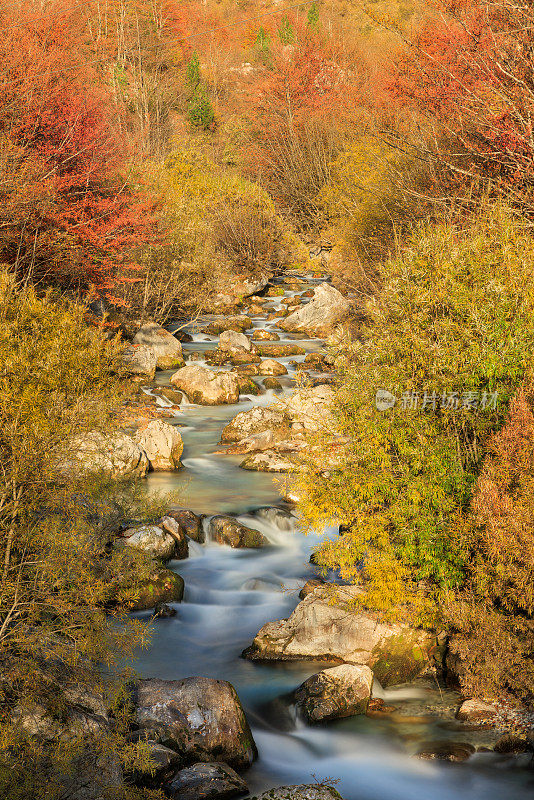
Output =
[{"x1": 133, "y1": 275, "x2": 533, "y2": 799}]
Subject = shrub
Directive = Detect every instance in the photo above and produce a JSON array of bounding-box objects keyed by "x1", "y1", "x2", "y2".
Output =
[{"x1": 297, "y1": 207, "x2": 534, "y2": 621}]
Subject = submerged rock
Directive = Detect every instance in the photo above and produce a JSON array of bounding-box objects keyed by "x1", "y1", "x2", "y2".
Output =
[
  {"x1": 135, "y1": 419, "x2": 183, "y2": 471},
  {"x1": 294, "y1": 665, "x2": 373, "y2": 723},
  {"x1": 171, "y1": 365, "x2": 240, "y2": 405},
  {"x1": 251, "y1": 786, "x2": 344, "y2": 800},
  {"x1": 209, "y1": 516, "x2": 268, "y2": 548},
  {"x1": 456, "y1": 698, "x2": 497, "y2": 724},
  {"x1": 280, "y1": 283, "x2": 350, "y2": 336},
  {"x1": 416, "y1": 741, "x2": 476, "y2": 762},
  {"x1": 132, "y1": 323, "x2": 184, "y2": 369},
  {"x1": 133, "y1": 677, "x2": 257, "y2": 770},
  {"x1": 165, "y1": 762, "x2": 248, "y2": 800},
  {"x1": 243, "y1": 585, "x2": 433, "y2": 686}
]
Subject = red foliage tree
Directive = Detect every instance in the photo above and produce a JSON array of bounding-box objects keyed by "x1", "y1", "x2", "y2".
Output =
[
  {"x1": 382, "y1": 0, "x2": 534, "y2": 206},
  {"x1": 0, "y1": 1, "x2": 155, "y2": 302}
]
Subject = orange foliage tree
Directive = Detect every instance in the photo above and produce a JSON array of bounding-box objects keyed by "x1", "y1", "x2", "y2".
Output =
[
  {"x1": 382, "y1": 0, "x2": 534, "y2": 209},
  {"x1": 0, "y1": 1, "x2": 156, "y2": 302}
]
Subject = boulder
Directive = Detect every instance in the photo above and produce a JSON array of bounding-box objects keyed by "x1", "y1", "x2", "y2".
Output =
[
  {"x1": 135, "y1": 420, "x2": 183, "y2": 471},
  {"x1": 257, "y1": 344, "x2": 305, "y2": 358},
  {"x1": 212, "y1": 274, "x2": 270, "y2": 308},
  {"x1": 237, "y1": 376, "x2": 261, "y2": 396},
  {"x1": 263, "y1": 377, "x2": 283, "y2": 392},
  {"x1": 456, "y1": 698, "x2": 497, "y2": 725},
  {"x1": 165, "y1": 762, "x2": 248, "y2": 800},
  {"x1": 299, "y1": 578, "x2": 326, "y2": 599},
  {"x1": 219, "y1": 330, "x2": 255, "y2": 354},
  {"x1": 132, "y1": 323, "x2": 184, "y2": 369},
  {"x1": 204, "y1": 317, "x2": 253, "y2": 335},
  {"x1": 209, "y1": 516, "x2": 268, "y2": 548},
  {"x1": 134, "y1": 741, "x2": 182, "y2": 786},
  {"x1": 221, "y1": 407, "x2": 291, "y2": 444},
  {"x1": 117, "y1": 525, "x2": 176, "y2": 561},
  {"x1": 133, "y1": 677, "x2": 257, "y2": 770},
  {"x1": 280, "y1": 283, "x2": 350, "y2": 336},
  {"x1": 258, "y1": 359, "x2": 288, "y2": 376},
  {"x1": 294, "y1": 665, "x2": 373, "y2": 723},
  {"x1": 241, "y1": 451, "x2": 297, "y2": 472},
  {"x1": 60, "y1": 431, "x2": 149, "y2": 480},
  {"x1": 171, "y1": 366, "x2": 240, "y2": 405},
  {"x1": 160, "y1": 515, "x2": 189, "y2": 559},
  {"x1": 251, "y1": 787, "x2": 343, "y2": 800},
  {"x1": 283, "y1": 385, "x2": 334, "y2": 432},
  {"x1": 130, "y1": 568, "x2": 184, "y2": 611},
  {"x1": 243, "y1": 585, "x2": 433, "y2": 686},
  {"x1": 252, "y1": 330, "x2": 280, "y2": 341},
  {"x1": 152, "y1": 386, "x2": 183, "y2": 405},
  {"x1": 122, "y1": 344, "x2": 157, "y2": 379},
  {"x1": 167, "y1": 509, "x2": 205, "y2": 543}
]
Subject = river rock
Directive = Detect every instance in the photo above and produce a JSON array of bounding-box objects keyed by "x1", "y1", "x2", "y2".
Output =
[
  {"x1": 122, "y1": 343, "x2": 157, "y2": 379},
  {"x1": 263, "y1": 377, "x2": 283, "y2": 392},
  {"x1": 243, "y1": 585, "x2": 433, "y2": 686},
  {"x1": 252, "y1": 330, "x2": 280, "y2": 341},
  {"x1": 133, "y1": 677, "x2": 257, "y2": 770},
  {"x1": 283, "y1": 385, "x2": 334, "y2": 432},
  {"x1": 221, "y1": 407, "x2": 291, "y2": 444},
  {"x1": 209, "y1": 516, "x2": 268, "y2": 548},
  {"x1": 294, "y1": 665, "x2": 373, "y2": 723},
  {"x1": 61, "y1": 431, "x2": 149, "y2": 480},
  {"x1": 299, "y1": 578, "x2": 326, "y2": 599},
  {"x1": 135, "y1": 420, "x2": 183, "y2": 470},
  {"x1": 237, "y1": 376, "x2": 261, "y2": 396},
  {"x1": 165, "y1": 762, "x2": 248, "y2": 800},
  {"x1": 251, "y1": 786, "x2": 344, "y2": 800},
  {"x1": 132, "y1": 323, "x2": 184, "y2": 369},
  {"x1": 130, "y1": 568, "x2": 184, "y2": 611},
  {"x1": 204, "y1": 316, "x2": 253, "y2": 335},
  {"x1": 280, "y1": 283, "x2": 350, "y2": 336},
  {"x1": 258, "y1": 359, "x2": 288, "y2": 376},
  {"x1": 219, "y1": 330, "x2": 255, "y2": 353},
  {"x1": 160, "y1": 515, "x2": 189, "y2": 559},
  {"x1": 167, "y1": 509, "x2": 205, "y2": 543},
  {"x1": 117, "y1": 525, "x2": 177, "y2": 561},
  {"x1": 456, "y1": 698, "x2": 497, "y2": 724},
  {"x1": 257, "y1": 344, "x2": 305, "y2": 358},
  {"x1": 241, "y1": 451, "x2": 297, "y2": 472},
  {"x1": 135, "y1": 741, "x2": 182, "y2": 786},
  {"x1": 153, "y1": 386, "x2": 184, "y2": 405},
  {"x1": 171, "y1": 365, "x2": 240, "y2": 405}
]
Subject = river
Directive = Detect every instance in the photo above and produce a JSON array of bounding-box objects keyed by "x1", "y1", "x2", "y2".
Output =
[{"x1": 133, "y1": 274, "x2": 533, "y2": 799}]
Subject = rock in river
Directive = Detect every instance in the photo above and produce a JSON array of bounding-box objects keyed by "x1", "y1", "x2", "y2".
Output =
[
  {"x1": 294, "y1": 664, "x2": 373, "y2": 723},
  {"x1": 280, "y1": 282, "x2": 350, "y2": 336},
  {"x1": 221, "y1": 407, "x2": 291, "y2": 444},
  {"x1": 133, "y1": 677, "x2": 257, "y2": 770},
  {"x1": 209, "y1": 516, "x2": 268, "y2": 548},
  {"x1": 219, "y1": 329, "x2": 256, "y2": 354},
  {"x1": 165, "y1": 762, "x2": 248, "y2": 800},
  {"x1": 171, "y1": 365, "x2": 240, "y2": 405},
  {"x1": 117, "y1": 524, "x2": 177, "y2": 561},
  {"x1": 132, "y1": 322, "x2": 184, "y2": 369},
  {"x1": 135, "y1": 419, "x2": 183, "y2": 471},
  {"x1": 251, "y1": 787, "x2": 344, "y2": 800},
  {"x1": 60, "y1": 430, "x2": 149, "y2": 480},
  {"x1": 122, "y1": 343, "x2": 157, "y2": 379},
  {"x1": 243, "y1": 585, "x2": 433, "y2": 686}
]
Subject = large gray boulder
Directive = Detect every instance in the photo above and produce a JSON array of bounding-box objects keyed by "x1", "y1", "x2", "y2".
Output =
[
  {"x1": 251, "y1": 787, "x2": 344, "y2": 800},
  {"x1": 219, "y1": 329, "x2": 255, "y2": 354},
  {"x1": 116, "y1": 525, "x2": 176, "y2": 561},
  {"x1": 171, "y1": 366, "x2": 240, "y2": 405},
  {"x1": 135, "y1": 419, "x2": 183, "y2": 471},
  {"x1": 221, "y1": 407, "x2": 291, "y2": 444},
  {"x1": 282, "y1": 385, "x2": 334, "y2": 432},
  {"x1": 280, "y1": 283, "x2": 350, "y2": 336},
  {"x1": 165, "y1": 762, "x2": 248, "y2": 800},
  {"x1": 133, "y1": 677, "x2": 257, "y2": 770},
  {"x1": 294, "y1": 664, "x2": 373, "y2": 723},
  {"x1": 122, "y1": 343, "x2": 157, "y2": 379},
  {"x1": 132, "y1": 323, "x2": 184, "y2": 369},
  {"x1": 61, "y1": 431, "x2": 149, "y2": 480},
  {"x1": 243, "y1": 586, "x2": 433, "y2": 686}
]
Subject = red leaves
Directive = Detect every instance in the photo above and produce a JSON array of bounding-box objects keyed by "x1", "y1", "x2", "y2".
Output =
[{"x1": 0, "y1": 1, "x2": 155, "y2": 301}]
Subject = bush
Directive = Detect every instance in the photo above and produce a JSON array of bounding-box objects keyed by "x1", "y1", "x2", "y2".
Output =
[
  {"x1": 0, "y1": 270, "x2": 154, "y2": 796},
  {"x1": 297, "y1": 207, "x2": 534, "y2": 621}
]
